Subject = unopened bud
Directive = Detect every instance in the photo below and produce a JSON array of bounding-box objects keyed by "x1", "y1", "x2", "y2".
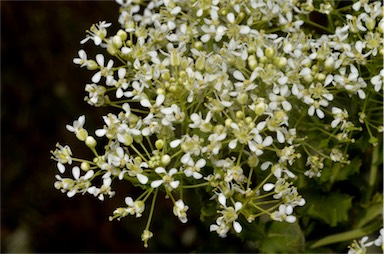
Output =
[{"x1": 85, "y1": 136, "x2": 97, "y2": 148}]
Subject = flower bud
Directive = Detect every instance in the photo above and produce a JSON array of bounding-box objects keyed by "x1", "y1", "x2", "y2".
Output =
[
  {"x1": 248, "y1": 55, "x2": 257, "y2": 70},
  {"x1": 324, "y1": 57, "x2": 334, "y2": 70},
  {"x1": 276, "y1": 57, "x2": 287, "y2": 69},
  {"x1": 237, "y1": 92, "x2": 248, "y2": 105},
  {"x1": 81, "y1": 161, "x2": 91, "y2": 171},
  {"x1": 194, "y1": 41, "x2": 203, "y2": 50},
  {"x1": 161, "y1": 155, "x2": 171, "y2": 166},
  {"x1": 236, "y1": 111, "x2": 244, "y2": 119},
  {"x1": 85, "y1": 136, "x2": 97, "y2": 148},
  {"x1": 265, "y1": 47, "x2": 274, "y2": 59},
  {"x1": 255, "y1": 101, "x2": 266, "y2": 116},
  {"x1": 86, "y1": 60, "x2": 99, "y2": 70},
  {"x1": 365, "y1": 17, "x2": 375, "y2": 31},
  {"x1": 247, "y1": 155, "x2": 259, "y2": 168},
  {"x1": 225, "y1": 118, "x2": 232, "y2": 127},
  {"x1": 155, "y1": 140, "x2": 164, "y2": 150},
  {"x1": 117, "y1": 29, "x2": 127, "y2": 40},
  {"x1": 112, "y1": 35, "x2": 123, "y2": 48}
]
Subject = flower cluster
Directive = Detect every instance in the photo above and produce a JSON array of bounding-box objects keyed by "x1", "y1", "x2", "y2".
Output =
[{"x1": 52, "y1": 0, "x2": 383, "y2": 249}]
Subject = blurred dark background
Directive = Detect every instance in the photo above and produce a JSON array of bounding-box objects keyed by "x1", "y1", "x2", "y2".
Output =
[{"x1": 1, "y1": 1, "x2": 248, "y2": 253}]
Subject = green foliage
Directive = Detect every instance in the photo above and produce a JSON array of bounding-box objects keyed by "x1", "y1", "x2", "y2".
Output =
[
  {"x1": 305, "y1": 192, "x2": 353, "y2": 227},
  {"x1": 259, "y1": 221, "x2": 305, "y2": 253}
]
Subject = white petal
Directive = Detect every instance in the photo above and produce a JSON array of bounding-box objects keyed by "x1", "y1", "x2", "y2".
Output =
[
  {"x1": 124, "y1": 197, "x2": 134, "y2": 206},
  {"x1": 234, "y1": 202, "x2": 242, "y2": 211},
  {"x1": 218, "y1": 193, "x2": 226, "y2": 206},
  {"x1": 195, "y1": 158, "x2": 206, "y2": 168},
  {"x1": 170, "y1": 139, "x2": 181, "y2": 148},
  {"x1": 66, "y1": 125, "x2": 75, "y2": 132},
  {"x1": 239, "y1": 25, "x2": 251, "y2": 34},
  {"x1": 308, "y1": 106, "x2": 315, "y2": 116},
  {"x1": 67, "y1": 190, "x2": 76, "y2": 198},
  {"x1": 233, "y1": 70, "x2": 245, "y2": 81},
  {"x1": 156, "y1": 94, "x2": 165, "y2": 105},
  {"x1": 155, "y1": 167, "x2": 166, "y2": 174},
  {"x1": 233, "y1": 221, "x2": 242, "y2": 233},
  {"x1": 140, "y1": 99, "x2": 151, "y2": 107},
  {"x1": 227, "y1": 13, "x2": 235, "y2": 23},
  {"x1": 316, "y1": 109, "x2": 325, "y2": 119},
  {"x1": 193, "y1": 172, "x2": 203, "y2": 179},
  {"x1": 170, "y1": 180, "x2": 180, "y2": 189},
  {"x1": 200, "y1": 34, "x2": 211, "y2": 43},
  {"x1": 151, "y1": 180, "x2": 163, "y2": 188},
  {"x1": 169, "y1": 168, "x2": 178, "y2": 176},
  {"x1": 57, "y1": 162, "x2": 65, "y2": 174},
  {"x1": 300, "y1": 67, "x2": 311, "y2": 76},
  {"x1": 286, "y1": 215, "x2": 296, "y2": 223},
  {"x1": 95, "y1": 129, "x2": 107, "y2": 137},
  {"x1": 263, "y1": 136, "x2": 273, "y2": 146},
  {"x1": 277, "y1": 130, "x2": 285, "y2": 143},
  {"x1": 84, "y1": 170, "x2": 94, "y2": 180},
  {"x1": 137, "y1": 173, "x2": 148, "y2": 184},
  {"x1": 92, "y1": 71, "x2": 102, "y2": 83},
  {"x1": 263, "y1": 183, "x2": 275, "y2": 191},
  {"x1": 72, "y1": 166, "x2": 80, "y2": 180},
  {"x1": 229, "y1": 139, "x2": 237, "y2": 149},
  {"x1": 278, "y1": 76, "x2": 288, "y2": 85},
  {"x1": 96, "y1": 54, "x2": 104, "y2": 66}
]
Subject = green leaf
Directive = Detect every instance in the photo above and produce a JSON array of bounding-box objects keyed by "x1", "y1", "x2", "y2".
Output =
[
  {"x1": 200, "y1": 200, "x2": 217, "y2": 221},
  {"x1": 356, "y1": 202, "x2": 383, "y2": 228},
  {"x1": 260, "y1": 221, "x2": 305, "y2": 253},
  {"x1": 306, "y1": 192, "x2": 353, "y2": 227}
]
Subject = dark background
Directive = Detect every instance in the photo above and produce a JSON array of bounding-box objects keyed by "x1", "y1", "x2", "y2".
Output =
[{"x1": 1, "y1": 1, "x2": 248, "y2": 253}]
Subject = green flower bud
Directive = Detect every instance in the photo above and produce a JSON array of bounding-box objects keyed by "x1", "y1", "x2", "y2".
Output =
[
  {"x1": 76, "y1": 128, "x2": 88, "y2": 141},
  {"x1": 112, "y1": 35, "x2": 123, "y2": 48},
  {"x1": 155, "y1": 140, "x2": 164, "y2": 150},
  {"x1": 324, "y1": 57, "x2": 334, "y2": 70},
  {"x1": 276, "y1": 57, "x2": 287, "y2": 69},
  {"x1": 117, "y1": 29, "x2": 127, "y2": 40},
  {"x1": 87, "y1": 60, "x2": 98, "y2": 70},
  {"x1": 81, "y1": 161, "x2": 91, "y2": 171},
  {"x1": 85, "y1": 136, "x2": 97, "y2": 148},
  {"x1": 265, "y1": 47, "x2": 275, "y2": 59},
  {"x1": 255, "y1": 101, "x2": 266, "y2": 116},
  {"x1": 365, "y1": 17, "x2": 375, "y2": 31},
  {"x1": 247, "y1": 155, "x2": 259, "y2": 168},
  {"x1": 161, "y1": 71, "x2": 171, "y2": 81},
  {"x1": 236, "y1": 110, "x2": 244, "y2": 119},
  {"x1": 237, "y1": 92, "x2": 248, "y2": 105}
]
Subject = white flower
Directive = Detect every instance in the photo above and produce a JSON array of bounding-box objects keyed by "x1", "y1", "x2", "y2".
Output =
[
  {"x1": 73, "y1": 49, "x2": 88, "y2": 67},
  {"x1": 81, "y1": 21, "x2": 111, "y2": 45},
  {"x1": 371, "y1": 69, "x2": 384, "y2": 92},
  {"x1": 173, "y1": 199, "x2": 189, "y2": 223},
  {"x1": 183, "y1": 158, "x2": 206, "y2": 179},
  {"x1": 331, "y1": 107, "x2": 349, "y2": 129},
  {"x1": 210, "y1": 194, "x2": 243, "y2": 237},
  {"x1": 91, "y1": 54, "x2": 114, "y2": 84},
  {"x1": 66, "y1": 115, "x2": 88, "y2": 141},
  {"x1": 151, "y1": 167, "x2": 180, "y2": 190},
  {"x1": 270, "y1": 204, "x2": 296, "y2": 223},
  {"x1": 125, "y1": 196, "x2": 145, "y2": 218}
]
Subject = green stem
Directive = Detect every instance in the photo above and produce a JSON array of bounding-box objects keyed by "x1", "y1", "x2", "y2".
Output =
[
  {"x1": 145, "y1": 188, "x2": 158, "y2": 231},
  {"x1": 309, "y1": 222, "x2": 381, "y2": 249}
]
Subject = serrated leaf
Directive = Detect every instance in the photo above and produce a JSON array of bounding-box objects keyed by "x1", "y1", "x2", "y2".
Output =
[
  {"x1": 260, "y1": 221, "x2": 305, "y2": 253},
  {"x1": 320, "y1": 157, "x2": 361, "y2": 184},
  {"x1": 306, "y1": 192, "x2": 352, "y2": 227}
]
